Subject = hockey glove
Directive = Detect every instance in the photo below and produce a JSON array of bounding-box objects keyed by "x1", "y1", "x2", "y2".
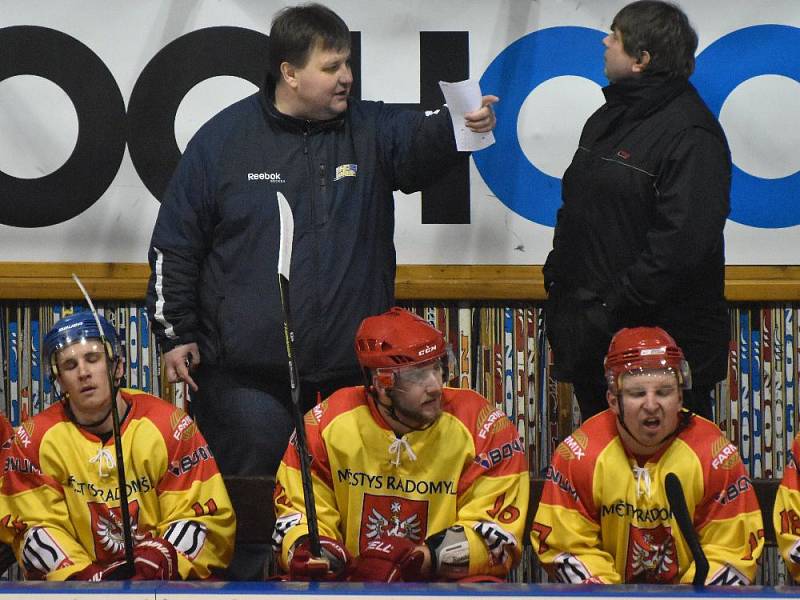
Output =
[
  {"x1": 348, "y1": 536, "x2": 426, "y2": 582},
  {"x1": 288, "y1": 535, "x2": 351, "y2": 581},
  {"x1": 67, "y1": 559, "x2": 131, "y2": 581},
  {"x1": 132, "y1": 537, "x2": 180, "y2": 580}
]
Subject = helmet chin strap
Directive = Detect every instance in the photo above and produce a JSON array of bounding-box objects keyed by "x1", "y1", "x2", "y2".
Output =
[{"x1": 65, "y1": 400, "x2": 114, "y2": 430}]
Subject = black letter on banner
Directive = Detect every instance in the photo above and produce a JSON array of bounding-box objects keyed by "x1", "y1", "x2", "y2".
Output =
[
  {"x1": 127, "y1": 27, "x2": 269, "y2": 201},
  {"x1": 128, "y1": 27, "x2": 361, "y2": 202},
  {"x1": 0, "y1": 26, "x2": 126, "y2": 227},
  {"x1": 387, "y1": 32, "x2": 470, "y2": 224}
]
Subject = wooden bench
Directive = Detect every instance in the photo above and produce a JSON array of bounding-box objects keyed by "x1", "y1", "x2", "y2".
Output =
[{"x1": 0, "y1": 477, "x2": 782, "y2": 575}]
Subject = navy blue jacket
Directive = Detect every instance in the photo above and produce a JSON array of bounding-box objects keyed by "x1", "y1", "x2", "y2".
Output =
[{"x1": 147, "y1": 85, "x2": 459, "y2": 385}]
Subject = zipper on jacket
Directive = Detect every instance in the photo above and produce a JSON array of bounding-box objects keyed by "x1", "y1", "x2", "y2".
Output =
[{"x1": 319, "y1": 163, "x2": 326, "y2": 193}]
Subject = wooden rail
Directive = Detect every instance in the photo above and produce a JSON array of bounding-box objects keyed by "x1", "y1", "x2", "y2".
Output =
[{"x1": 1, "y1": 263, "x2": 800, "y2": 301}]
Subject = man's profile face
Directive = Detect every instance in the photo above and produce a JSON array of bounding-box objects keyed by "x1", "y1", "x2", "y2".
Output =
[
  {"x1": 603, "y1": 28, "x2": 639, "y2": 82},
  {"x1": 383, "y1": 359, "x2": 445, "y2": 429},
  {"x1": 289, "y1": 41, "x2": 352, "y2": 120}
]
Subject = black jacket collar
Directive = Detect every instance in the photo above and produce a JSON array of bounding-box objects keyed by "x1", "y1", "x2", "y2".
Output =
[{"x1": 602, "y1": 74, "x2": 689, "y2": 121}]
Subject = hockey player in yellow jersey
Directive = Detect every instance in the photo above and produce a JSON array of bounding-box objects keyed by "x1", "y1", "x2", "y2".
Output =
[
  {"x1": 774, "y1": 433, "x2": 800, "y2": 582},
  {"x1": 0, "y1": 312, "x2": 234, "y2": 580},
  {"x1": 531, "y1": 326, "x2": 763, "y2": 584},
  {"x1": 0, "y1": 412, "x2": 14, "y2": 544},
  {"x1": 273, "y1": 307, "x2": 529, "y2": 581}
]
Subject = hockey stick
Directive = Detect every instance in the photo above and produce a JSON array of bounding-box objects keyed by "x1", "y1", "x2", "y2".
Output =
[
  {"x1": 72, "y1": 274, "x2": 135, "y2": 578},
  {"x1": 665, "y1": 472, "x2": 708, "y2": 586},
  {"x1": 277, "y1": 192, "x2": 322, "y2": 558}
]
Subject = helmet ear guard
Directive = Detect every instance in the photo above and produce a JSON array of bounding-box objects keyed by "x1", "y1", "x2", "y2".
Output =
[{"x1": 372, "y1": 370, "x2": 395, "y2": 391}]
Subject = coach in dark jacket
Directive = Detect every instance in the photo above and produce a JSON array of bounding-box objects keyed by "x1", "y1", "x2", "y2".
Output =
[
  {"x1": 146, "y1": 3, "x2": 496, "y2": 580},
  {"x1": 543, "y1": 0, "x2": 730, "y2": 421}
]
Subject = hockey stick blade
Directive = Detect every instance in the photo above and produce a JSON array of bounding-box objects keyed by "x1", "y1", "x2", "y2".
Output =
[
  {"x1": 72, "y1": 274, "x2": 135, "y2": 578},
  {"x1": 277, "y1": 192, "x2": 293, "y2": 281},
  {"x1": 665, "y1": 472, "x2": 708, "y2": 586},
  {"x1": 276, "y1": 194, "x2": 322, "y2": 558}
]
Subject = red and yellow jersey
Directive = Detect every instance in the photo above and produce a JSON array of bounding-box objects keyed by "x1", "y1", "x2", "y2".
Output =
[
  {"x1": 774, "y1": 434, "x2": 800, "y2": 582},
  {"x1": 0, "y1": 390, "x2": 235, "y2": 580},
  {"x1": 273, "y1": 386, "x2": 529, "y2": 578},
  {"x1": 0, "y1": 413, "x2": 13, "y2": 449},
  {"x1": 0, "y1": 413, "x2": 14, "y2": 546},
  {"x1": 530, "y1": 410, "x2": 763, "y2": 585}
]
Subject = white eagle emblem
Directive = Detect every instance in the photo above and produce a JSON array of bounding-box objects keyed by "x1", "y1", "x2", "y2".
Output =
[
  {"x1": 96, "y1": 513, "x2": 139, "y2": 555},
  {"x1": 365, "y1": 500, "x2": 422, "y2": 542},
  {"x1": 631, "y1": 532, "x2": 676, "y2": 579}
]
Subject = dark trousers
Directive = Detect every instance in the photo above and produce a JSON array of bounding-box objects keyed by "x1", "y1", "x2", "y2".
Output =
[
  {"x1": 190, "y1": 367, "x2": 361, "y2": 580},
  {"x1": 572, "y1": 379, "x2": 715, "y2": 422}
]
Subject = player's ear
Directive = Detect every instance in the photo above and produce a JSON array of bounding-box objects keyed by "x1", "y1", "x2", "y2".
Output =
[
  {"x1": 114, "y1": 357, "x2": 125, "y2": 385},
  {"x1": 607, "y1": 390, "x2": 620, "y2": 416}
]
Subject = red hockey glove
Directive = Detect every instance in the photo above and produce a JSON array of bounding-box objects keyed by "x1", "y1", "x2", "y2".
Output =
[
  {"x1": 288, "y1": 536, "x2": 351, "y2": 581},
  {"x1": 348, "y1": 536, "x2": 426, "y2": 582},
  {"x1": 132, "y1": 537, "x2": 180, "y2": 580},
  {"x1": 67, "y1": 559, "x2": 131, "y2": 581}
]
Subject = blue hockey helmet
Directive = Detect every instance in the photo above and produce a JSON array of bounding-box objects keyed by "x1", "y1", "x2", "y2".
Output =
[{"x1": 43, "y1": 312, "x2": 120, "y2": 377}]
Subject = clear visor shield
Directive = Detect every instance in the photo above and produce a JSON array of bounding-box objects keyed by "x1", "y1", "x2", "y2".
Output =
[
  {"x1": 612, "y1": 362, "x2": 692, "y2": 392},
  {"x1": 48, "y1": 335, "x2": 103, "y2": 367},
  {"x1": 376, "y1": 349, "x2": 453, "y2": 391},
  {"x1": 48, "y1": 335, "x2": 120, "y2": 380}
]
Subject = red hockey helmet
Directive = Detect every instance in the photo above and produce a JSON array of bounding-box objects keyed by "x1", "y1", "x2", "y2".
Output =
[
  {"x1": 604, "y1": 326, "x2": 691, "y2": 393},
  {"x1": 355, "y1": 307, "x2": 447, "y2": 389}
]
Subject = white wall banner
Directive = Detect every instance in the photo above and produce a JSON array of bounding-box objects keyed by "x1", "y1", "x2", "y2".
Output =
[{"x1": 0, "y1": 0, "x2": 798, "y2": 265}]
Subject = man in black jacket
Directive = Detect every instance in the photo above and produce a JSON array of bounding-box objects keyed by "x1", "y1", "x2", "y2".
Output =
[
  {"x1": 543, "y1": 0, "x2": 730, "y2": 421},
  {"x1": 146, "y1": 2, "x2": 496, "y2": 579}
]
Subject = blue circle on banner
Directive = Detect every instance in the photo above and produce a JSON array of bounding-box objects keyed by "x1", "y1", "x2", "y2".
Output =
[
  {"x1": 692, "y1": 24, "x2": 800, "y2": 228},
  {"x1": 474, "y1": 27, "x2": 606, "y2": 227}
]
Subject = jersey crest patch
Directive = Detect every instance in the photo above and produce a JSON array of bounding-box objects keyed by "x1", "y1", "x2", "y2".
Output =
[
  {"x1": 361, "y1": 494, "x2": 427, "y2": 551},
  {"x1": 88, "y1": 500, "x2": 140, "y2": 562},
  {"x1": 625, "y1": 523, "x2": 678, "y2": 583}
]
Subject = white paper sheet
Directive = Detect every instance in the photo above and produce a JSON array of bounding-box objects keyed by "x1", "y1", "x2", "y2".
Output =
[{"x1": 438, "y1": 79, "x2": 496, "y2": 152}]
